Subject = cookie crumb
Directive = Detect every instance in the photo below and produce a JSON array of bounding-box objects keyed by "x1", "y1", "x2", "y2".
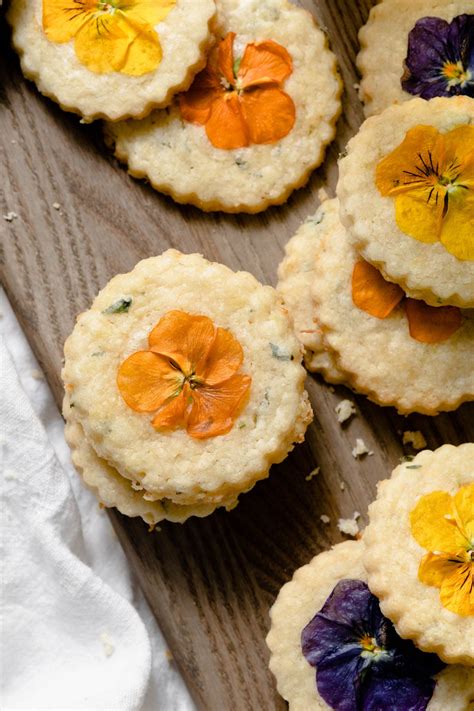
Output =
[
  {"x1": 100, "y1": 632, "x2": 115, "y2": 658},
  {"x1": 320, "y1": 514, "x2": 330, "y2": 524},
  {"x1": 4, "y1": 469, "x2": 18, "y2": 481},
  {"x1": 52, "y1": 202, "x2": 61, "y2": 210},
  {"x1": 318, "y1": 187, "x2": 330, "y2": 203},
  {"x1": 31, "y1": 369, "x2": 44, "y2": 380},
  {"x1": 402, "y1": 430, "x2": 427, "y2": 450},
  {"x1": 335, "y1": 399, "x2": 356, "y2": 423},
  {"x1": 340, "y1": 481, "x2": 345, "y2": 491},
  {"x1": 165, "y1": 649, "x2": 174, "y2": 662},
  {"x1": 3, "y1": 211, "x2": 18, "y2": 222},
  {"x1": 131, "y1": 481, "x2": 144, "y2": 491},
  {"x1": 305, "y1": 466, "x2": 320, "y2": 481},
  {"x1": 337, "y1": 511, "x2": 360, "y2": 537},
  {"x1": 351, "y1": 438, "x2": 373, "y2": 458}
]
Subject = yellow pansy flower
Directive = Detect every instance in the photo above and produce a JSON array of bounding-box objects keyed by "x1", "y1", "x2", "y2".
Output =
[
  {"x1": 42, "y1": 0, "x2": 176, "y2": 76},
  {"x1": 376, "y1": 125, "x2": 474, "y2": 261},
  {"x1": 410, "y1": 483, "x2": 474, "y2": 616}
]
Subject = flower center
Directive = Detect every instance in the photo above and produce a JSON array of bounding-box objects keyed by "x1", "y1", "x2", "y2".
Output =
[
  {"x1": 96, "y1": 0, "x2": 118, "y2": 14},
  {"x1": 360, "y1": 634, "x2": 384, "y2": 655},
  {"x1": 442, "y1": 61, "x2": 471, "y2": 87}
]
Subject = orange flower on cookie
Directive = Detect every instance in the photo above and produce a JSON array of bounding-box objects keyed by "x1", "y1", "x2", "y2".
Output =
[
  {"x1": 351, "y1": 260, "x2": 462, "y2": 343},
  {"x1": 376, "y1": 125, "x2": 474, "y2": 260},
  {"x1": 180, "y1": 32, "x2": 296, "y2": 150},
  {"x1": 410, "y1": 483, "x2": 474, "y2": 616},
  {"x1": 42, "y1": 0, "x2": 176, "y2": 76},
  {"x1": 117, "y1": 311, "x2": 251, "y2": 439}
]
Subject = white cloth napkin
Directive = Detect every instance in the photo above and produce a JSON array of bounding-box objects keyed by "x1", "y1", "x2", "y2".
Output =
[{"x1": 0, "y1": 290, "x2": 195, "y2": 711}]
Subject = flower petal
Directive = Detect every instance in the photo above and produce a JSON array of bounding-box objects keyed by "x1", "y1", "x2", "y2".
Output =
[
  {"x1": 363, "y1": 668, "x2": 436, "y2": 711},
  {"x1": 114, "y1": 16, "x2": 163, "y2": 76},
  {"x1": 418, "y1": 552, "x2": 462, "y2": 588},
  {"x1": 439, "y1": 190, "x2": 474, "y2": 260},
  {"x1": 404, "y1": 299, "x2": 462, "y2": 343},
  {"x1": 186, "y1": 374, "x2": 251, "y2": 439},
  {"x1": 238, "y1": 40, "x2": 292, "y2": 89},
  {"x1": 439, "y1": 561, "x2": 473, "y2": 616},
  {"x1": 351, "y1": 261, "x2": 404, "y2": 319},
  {"x1": 179, "y1": 66, "x2": 222, "y2": 125},
  {"x1": 401, "y1": 17, "x2": 454, "y2": 99},
  {"x1": 453, "y1": 483, "x2": 474, "y2": 543},
  {"x1": 410, "y1": 491, "x2": 466, "y2": 553},
  {"x1": 205, "y1": 93, "x2": 250, "y2": 150},
  {"x1": 198, "y1": 327, "x2": 244, "y2": 385},
  {"x1": 151, "y1": 384, "x2": 190, "y2": 431},
  {"x1": 375, "y1": 125, "x2": 441, "y2": 196},
  {"x1": 217, "y1": 32, "x2": 236, "y2": 86},
  {"x1": 121, "y1": 0, "x2": 176, "y2": 27},
  {"x1": 394, "y1": 187, "x2": 444, "y2": 244},
  {"x1": 42, "y1": 0, "x2": 92, "y2": 43},
  {"x1": 148, "y1": 311, "x2": 216, "y2": 375},
  {"x1": 441, "y1": 125, "x2": 474, "y2": 182},
  {"x1": 117, "y1": 351, "x2": 183, "y2": 412},
  {"x1": 240, "y1": 87, "x2": 295, "y2": 145}
]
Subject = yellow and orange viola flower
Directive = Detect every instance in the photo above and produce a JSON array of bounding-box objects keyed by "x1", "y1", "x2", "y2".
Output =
[
  {"x1": 376, "y1": 125, "x2": 474, "y2": 260},
  {"x1": 179, "y1": 32, "x2": 296, "y2": 150},
  {"x1": 410, "y1": 483, "x2": 474, "y2": 617},
  {"x1": 351, "y1": 259, "x2": 462, "y2": 343},
  {"x1": 117, "y1": 311, "x2": 251, "y2": 439},
  {"x1": 42, "y1": 0, "x2": 176, "y2": 76}
]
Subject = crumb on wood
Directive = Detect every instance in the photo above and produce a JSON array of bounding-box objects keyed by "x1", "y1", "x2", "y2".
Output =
[
  {"x1": 340, "y1": 481, "x2": 345, "y2": 491},
  {"x1": 335, "y1": 399, "x2": 356, "y2": 424},
  {"x1": 31, "y1": 369, "x2": 44, "y2": 380},
  {"x1": 3, "y1": 211, "x2": 18, "y2": 222},
  {"x1": 305, "y1": 466, "x2": 320, "y2": 481},
  {"x1": 52, "y1": 202, "x2": 61, "y2": 210},
  {"x1": 337, "y1": 511, "x2": 361, "y2": 537},
  {"x1": 402, "y1": 430, "x2": 427, "y2": 450},
  {"x1": 320, "y1": 514, "x2": 330, "y2": 524},
  {"x1": 328, "y1": 386, "x2": 335, "y2": 393},
  {"x1": 100, "y1": 632, "x2": 115, "y2": 658},
  {"x1": 165, "y1": 649, "x2": 174, "y2": 662},
  {"x1": 351, "y1": 438, "x2": 374, "y2": 458}
]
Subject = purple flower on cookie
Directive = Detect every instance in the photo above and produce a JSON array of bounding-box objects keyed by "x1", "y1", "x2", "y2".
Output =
[
  {"x1": 301, "y1": 579, "x2": 445, "y2": 711},
  {"x1": 402, "y1": 14, "x2": 474, "y2": 99}
]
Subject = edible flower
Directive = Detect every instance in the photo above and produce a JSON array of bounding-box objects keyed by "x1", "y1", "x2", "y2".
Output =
[
  {"x1": 117, "y1": 311, "x2": 251, "y2": 439},
  {"x1": 42, "y1": 0, "x2": 176, "y2": 76},
  {"x1": 301, "y1": 579, "x2": 445, "y2": 711},
  {"x1": 351, "y1": 260, "x2": 462, "y2": 343},
  {"x1": 410, "y1": 483, "x2": 474, "y2": 616},
  {"x1": 179, "y1": 32, "x2": 296, "y2": 150},
  {"x1": 376, "y1": 125, "x2": 474, "y2": 260},
  {"x1": 402, "y1": 15, "x2": 474, "y2": 99}
]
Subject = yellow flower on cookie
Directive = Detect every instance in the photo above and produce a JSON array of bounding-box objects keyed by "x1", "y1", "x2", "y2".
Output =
[
  {"x1": 42, "y1": 0, "x2": 176, "y2": 76},
  {"x1": 410, "y1": 483, "x2": 474, "y2": 616},
  {"x1": 376, "y1": 125, "x2": 474, "y2": 260}
]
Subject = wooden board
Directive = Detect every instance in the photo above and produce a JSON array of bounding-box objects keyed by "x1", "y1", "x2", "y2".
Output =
[{"x1": 1, "y1": 2, "x2": 473, "y2": 708}]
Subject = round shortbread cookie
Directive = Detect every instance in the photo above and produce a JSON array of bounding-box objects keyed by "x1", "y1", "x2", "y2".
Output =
[
  {"x1": 337, "y1": 97, "x2": 474, "y2": 308},
  {"x1": 267, "y1": 540, "x2": 473, "y2": 710},
  {"x1": 104, "y1": 0, "x2": 342, "y2": 213},
  {"x1": 311, "y1": 200, "x2": 474, "y2": 415},
  {"x1": 277, "y1": 199, "x2": 344, "y2": 383},
  {"x1": 62, "y1": 249, "x2": 312, "y2": 506},
  {"x1": 358, "y1": 0, "x2": 474, "y2": 117},
  {"x1": 7, "y1": 0, "x2": 216, "y2": 121},
  {"x1": 63, "y1": 396, "x2": 241, "y2": 524},
  {"x1": 364, "y1": 444, "x2": 474, "y2": 666}
]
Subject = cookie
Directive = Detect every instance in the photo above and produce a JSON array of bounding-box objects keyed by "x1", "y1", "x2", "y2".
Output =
[
  {"x1": 277, "y1": 199, "x2": 344, "y2": 383},
  {"x1": 337, "y1": 97, "x2": 474, "y2": 308},
  {"x1": 62, "y1": 249, "x2": 312, "y2": 508},
  {"x1": 64, "y1": 396, "x2": 239, "y2": 524},
  {"x1": 311, "y1": 200, "x2": 474, "y2": 415},
  {"x1": 364, "y1": 444, "x2": 474, "y2": 666},
  {"x1": 358, "y1": 0, "x2": 474, "y2": 117},
  {"x1": 7, "y1": 0, "x2": 216, "y2": 121},
  {"x1": 267, "y1": 540, "x2": 473, "y2": 710},
  {"x1": 104, "y1": 0, "x2": 342, "y2": 213}
]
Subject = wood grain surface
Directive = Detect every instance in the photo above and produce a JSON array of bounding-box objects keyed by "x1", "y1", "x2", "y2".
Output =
[{"x1": 1, "y1": 2, "x2": 473, "y2": 709}]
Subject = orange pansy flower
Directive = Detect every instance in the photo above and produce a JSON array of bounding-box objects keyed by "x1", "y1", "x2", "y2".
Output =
[
  {"x1": 117, "y1": 311, "x2": 251, "y2": 439},
  {"x1": 351, "y1": 260, "x2": 462, "y2": 343},
  {"x1": 410, "y1": 484, "x2": 474, "y2": 616},
  {"x1": 179, "y1": 32, "x2": 296, "y2": 150}
]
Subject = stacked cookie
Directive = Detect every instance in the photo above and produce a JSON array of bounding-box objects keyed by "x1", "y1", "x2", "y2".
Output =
[
  {"x1": 278, "y1": 95, "x2": 474, "y2": 415},
  {"x1": 62, "y1": 250, "x2": 312, "y2": 524},
  {"x1": 8, "y1": 0, "x2": 342, "y2": 213},
  {"x1": 267, "y1": 443, "x2": 474, "y2": 710}
]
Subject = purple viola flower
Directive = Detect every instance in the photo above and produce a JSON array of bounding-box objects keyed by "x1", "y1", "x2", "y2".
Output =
[
  {"x1": 301, "y1": 580, "x2": 445, "y2": 711},
  {"x1": 402, "y1": 14, "x2": 474, "y2": 99}
]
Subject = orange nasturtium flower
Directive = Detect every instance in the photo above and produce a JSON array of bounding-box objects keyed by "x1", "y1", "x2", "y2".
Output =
[
  {"x1": 117, "y1": 311, "x2": 251, "y2": 439},
  {"x1": 42, "y1": 0, "x2": 176, "y2": 76},
  {"x1": 179, "y1": 32, "x2": 296, "y2": 150},
  {"x1": 410, "y1": 483, "x2": 474, "y2": 616},
  {"x1": 376, "y1": 125, "x2": 474, "y2": 260},
  {"x1": 351, "y1": 260, "x2": 462, "y2": 343}
]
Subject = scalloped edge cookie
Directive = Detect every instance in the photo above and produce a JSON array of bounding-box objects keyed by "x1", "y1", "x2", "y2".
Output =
[
  {"x1": 364, "y1": 444, "x2": 474, "y2": 666},
  {"x1": 337, "y1": 97, "x2": 474, "y2": 308},
  {"x1": 7, "y1": 0, "x2": 216, "y2": 122},
  {"x1": 104, "y1": 0, "x2": 342, "y2": 213}
]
